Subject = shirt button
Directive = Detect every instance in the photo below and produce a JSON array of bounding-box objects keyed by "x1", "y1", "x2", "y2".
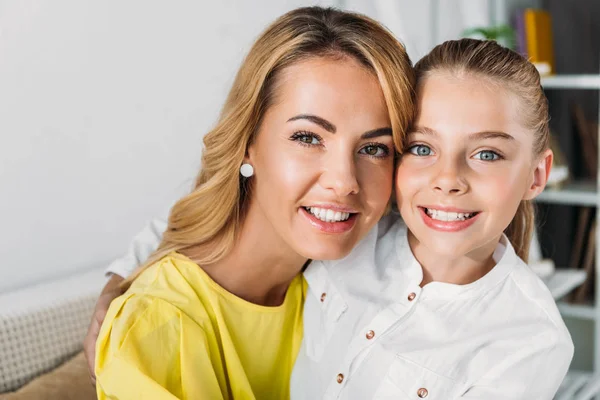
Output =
[
  {"x1": 320, "y1": 292, "x2": 327, "y2": 302},
  {"x1": 408, "y1": 292, "x2": 417, "y2": 301},
  {"x1": 366, "y1": 330, "x2": 375, "y2": 340},
  {"x1": 336, "y1": 373, "x2": 344, "y2": 384},
  {"x1": 417, "y1": 388, "x2": 429, "y2": 398}
]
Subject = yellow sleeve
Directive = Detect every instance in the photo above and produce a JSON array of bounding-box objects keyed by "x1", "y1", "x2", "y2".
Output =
[{"x1": 95, "y1": 293, "x2": 225, "y2": 400}]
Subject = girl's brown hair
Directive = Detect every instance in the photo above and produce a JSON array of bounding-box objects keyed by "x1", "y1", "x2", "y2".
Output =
[
  {"x1": 414, "y1": 38, "x2": 550, "y2": 261},
  {"x1": 123, "y1": 6, "x2": 415, "y2": 285}
]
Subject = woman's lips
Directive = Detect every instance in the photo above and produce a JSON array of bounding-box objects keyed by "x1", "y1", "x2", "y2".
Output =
[{"x1": 300, "y1": 207, "x2": 358, "y2": 233}]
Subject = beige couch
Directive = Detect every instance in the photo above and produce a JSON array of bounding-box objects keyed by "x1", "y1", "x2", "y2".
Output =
[
  {"x1": 0, "y1": 267, "x2": 106, "y2": 399},
  {"x1": 0, "y1": 352, "x2": 95, "y2": 400}
]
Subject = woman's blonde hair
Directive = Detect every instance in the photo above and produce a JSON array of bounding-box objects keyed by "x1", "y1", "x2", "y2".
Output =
[
  {"x1": 123, "y1": 6, "x2": 415, "y2": 285},
  {"x1": 414, "y1": 38, "x2": 550, "y2": 261}
]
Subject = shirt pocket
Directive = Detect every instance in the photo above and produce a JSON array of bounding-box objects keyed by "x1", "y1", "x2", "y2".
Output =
[{"x1": 373, "y1": 356, "x2": 461, "y2": 400}]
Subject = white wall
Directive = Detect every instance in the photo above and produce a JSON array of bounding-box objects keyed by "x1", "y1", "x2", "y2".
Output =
[
  {"x1": 0, "y1": 0, "x2": 339, "y2": 293},
  {"x1": 0, "y1": 0, "x2": 498, "y2": 294}
]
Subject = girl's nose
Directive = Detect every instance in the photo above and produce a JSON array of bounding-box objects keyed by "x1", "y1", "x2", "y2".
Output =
[{"x1": 431, "y1": 159, "x2": 469, "y2": 195}]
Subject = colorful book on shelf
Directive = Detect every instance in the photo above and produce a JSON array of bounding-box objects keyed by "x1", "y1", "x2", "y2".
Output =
[{"x1": 523, "y1": 9, "x2": 555, "y2": 75}]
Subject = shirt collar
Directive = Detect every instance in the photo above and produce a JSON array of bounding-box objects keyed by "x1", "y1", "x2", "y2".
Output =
[{"x1": 396, "y1": 225, "x2": 518, "y2": 300}]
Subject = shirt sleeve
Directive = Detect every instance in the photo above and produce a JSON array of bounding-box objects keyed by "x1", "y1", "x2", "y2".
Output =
[
  {"x1": 458, "y1": 330, "x2": 574, "y2": 399},
  {"x1": 95, "y1": 294, "x2": 225, "y2": 400},
  {"x1": 105, "y1": 215, "x2": 168, "y2": 278}
]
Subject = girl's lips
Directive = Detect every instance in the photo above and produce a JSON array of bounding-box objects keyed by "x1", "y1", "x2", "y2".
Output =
[
  {"x1": 299, "y1": 207, "x2": 358, "y2": 233},
  {"x1": 418, "y1": 207, "x2": 480, "y2": 232}
]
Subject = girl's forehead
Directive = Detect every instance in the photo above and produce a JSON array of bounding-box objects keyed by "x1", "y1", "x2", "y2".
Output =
[{"x1": 415, "y1": 73, "x2": 522, "y2": 133}]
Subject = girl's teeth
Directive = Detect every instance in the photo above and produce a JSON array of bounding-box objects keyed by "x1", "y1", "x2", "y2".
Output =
[
  {"x1": 307, "y1": 207, "x2": 351, "y2": 223},
  {"x1": 426, "y1": 208, "x2": 473, "y2": 222}
]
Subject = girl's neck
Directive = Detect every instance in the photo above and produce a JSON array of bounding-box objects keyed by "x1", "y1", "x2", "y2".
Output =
[
  {"x1": 407, "y1": 230, "x2": 500, "y2": 287},
  {"x1": 183, "y1": 205, "x2": 307, "y2": 307}
]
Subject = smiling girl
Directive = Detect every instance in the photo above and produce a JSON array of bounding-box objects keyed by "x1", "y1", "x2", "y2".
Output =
[{"x1": 292, "y1": 39, "x2": 573, "y2": 399}]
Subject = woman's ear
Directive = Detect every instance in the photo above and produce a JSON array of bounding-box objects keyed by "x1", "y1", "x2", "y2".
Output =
[
  {"x1": 523, "y1": 149, "x2": 553, "y2": 200},
  {"x1": 244, "y1": 142, "x2": 256, "y2": 166}
]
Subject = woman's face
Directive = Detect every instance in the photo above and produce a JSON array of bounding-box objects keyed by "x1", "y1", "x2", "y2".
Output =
[
  {"x1": 395, "y1": 72, "x2": 552, "y2": 261},
  {"x1": 245, "y1": 57, "x2": 394, "y2": 261}
]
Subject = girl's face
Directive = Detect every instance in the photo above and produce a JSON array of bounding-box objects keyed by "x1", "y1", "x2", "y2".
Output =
[
  {"x1": 245, "y1": 57, "x2": 394, "y2": 261},
  {"x1": 395, "y1": 72, "x2": 552, "y2": 261}
]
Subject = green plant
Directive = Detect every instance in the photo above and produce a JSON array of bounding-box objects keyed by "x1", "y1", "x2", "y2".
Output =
[{"x1": 462, "y1": 24, "x2": 516, "y2": 49}]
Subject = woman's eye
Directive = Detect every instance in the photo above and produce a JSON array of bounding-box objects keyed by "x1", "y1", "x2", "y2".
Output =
[
  {"x1": 473, "y1": 150, "x2": 500, "y2": 161},
  {"x1": 291, "y1": 132, "x2": 321, "y2": 146},
  {"x1": 300, "y1": 135, "x2": 320, "y2": 145},
  {"x1": 408, "y1": 144, "x2": 433, "y2": 156},
  {"x1": 360, "y1": 144, "x2": 389, "y2": 158}
]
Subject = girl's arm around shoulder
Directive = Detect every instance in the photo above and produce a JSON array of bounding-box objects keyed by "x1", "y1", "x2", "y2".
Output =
[
  {"x1": 458, "y1": 327, "x2": 574, "y2": 399},
  {"x1": 95, "y1": 292, "x2": 225, "y2": 400}
]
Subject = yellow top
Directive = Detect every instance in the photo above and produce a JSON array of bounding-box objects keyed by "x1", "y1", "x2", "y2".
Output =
[{"x1": 95, "y1": 252, "x2": 306, "y2": 400}]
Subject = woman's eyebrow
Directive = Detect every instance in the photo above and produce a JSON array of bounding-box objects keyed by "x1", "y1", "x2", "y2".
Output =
[
  {"x1": 287, "y1": 114, "x2": 336, "y2": 133},
  {"x1": 362, "y1": 127, "x2": 392, "y2": 139}
]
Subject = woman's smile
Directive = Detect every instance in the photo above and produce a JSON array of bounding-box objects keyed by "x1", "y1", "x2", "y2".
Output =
[{"x1": 299, "y1": 205, "x2": 359, "y2": 234}]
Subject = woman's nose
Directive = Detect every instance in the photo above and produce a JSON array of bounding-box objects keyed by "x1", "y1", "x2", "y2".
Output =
[{"x1": 320, "y1": 154, "x2": 360, "y2": 197}]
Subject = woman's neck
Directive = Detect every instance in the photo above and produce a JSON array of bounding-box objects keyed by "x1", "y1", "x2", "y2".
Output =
[
  {"x1": 407, "y1": 230, "x2": 500, "y2": 287},
  {"x1": 183, "y1": 207, "x2": 307, "y2": 307}
]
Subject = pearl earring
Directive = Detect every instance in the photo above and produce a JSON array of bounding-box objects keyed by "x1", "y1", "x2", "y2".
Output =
[{"x1": 240, "y1": 163, "x2": 254, "y2": 178}]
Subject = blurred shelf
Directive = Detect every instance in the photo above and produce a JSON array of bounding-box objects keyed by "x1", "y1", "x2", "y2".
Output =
[
  {"x1": 544, "y1": 269, "x2": 587, "y2": 300},
  {"x1": 557, "y1": 302, "x2": 597, "y2": 321},
  {"x1": 536, "y1": 181, "x2": 597, "y2": 206},
  {"x1": 542, "y1": 74, "x2": 600, "y2": 89}
]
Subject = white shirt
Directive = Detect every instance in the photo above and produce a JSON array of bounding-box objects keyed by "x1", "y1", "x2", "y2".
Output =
[
  {"x1": 291, "y1": 215, "x2": 574, "y2": 400},
  {"x1": 105, "y1": 217, "x2": 167, "y2": 277}
]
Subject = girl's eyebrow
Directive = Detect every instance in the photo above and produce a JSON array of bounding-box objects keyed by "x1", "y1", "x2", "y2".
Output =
[
  {"x1": 411, "y1": 126, "x2": 515, "y2": 141},
  {"x1": 468, "y1": 131, "x2": 515, "y2": 141}
]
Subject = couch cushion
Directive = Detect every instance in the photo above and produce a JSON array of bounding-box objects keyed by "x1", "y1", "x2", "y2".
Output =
[
  {"x1": 0, "y1": 267, "x2": 106, "y2": 393},
  {"x1": 0, "y1": 352, "x2": 95, "y2": 400}
]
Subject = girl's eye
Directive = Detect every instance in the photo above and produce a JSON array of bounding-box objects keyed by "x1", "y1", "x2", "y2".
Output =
[
  {"x1": 360, "y1": 144, "x2": 389, "y2": 158},
  {"x1": 473, "y1": 150, "x2": 500, "y2": 161},
  {"x1": 408, "y1": 144, "x2": 433, "y2": 156},
  {"x1": 291, "y1": 132, "x2": 321, "y2": 146}
]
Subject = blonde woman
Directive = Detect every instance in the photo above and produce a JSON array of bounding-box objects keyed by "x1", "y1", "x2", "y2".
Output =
[{"x1": 92, "y1": 7, "x2": 414, "y2": 400}]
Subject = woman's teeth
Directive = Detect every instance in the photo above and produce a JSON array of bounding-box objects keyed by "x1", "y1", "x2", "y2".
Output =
[
  {"x1": 425, "y1": 208, "x2": 475, "y2": 222},
  {"x1": 306, "y1": 207, "x2": 351, "y2": 223}
]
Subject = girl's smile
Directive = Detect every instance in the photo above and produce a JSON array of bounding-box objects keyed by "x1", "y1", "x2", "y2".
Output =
[{"x1": 419, "y1": 206, "x2": 481, "y2": 232}]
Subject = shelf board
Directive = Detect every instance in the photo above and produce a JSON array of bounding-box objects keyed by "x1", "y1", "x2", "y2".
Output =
[
  {"x1": 543, "y1": 269, "x2": 587, "y2": 300},
  {"x1": 542, "y1": 74, "x2": 600, "y2": 89},
  {"x1": 535, "y1": 181, "x2": 597, "y2": 206},
  {"x1": 556, "y1": 371, "x2": 600, "y2": 399},
  {"x1": 557, "y1": 301, "x2": 597, "y2": 320}
]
